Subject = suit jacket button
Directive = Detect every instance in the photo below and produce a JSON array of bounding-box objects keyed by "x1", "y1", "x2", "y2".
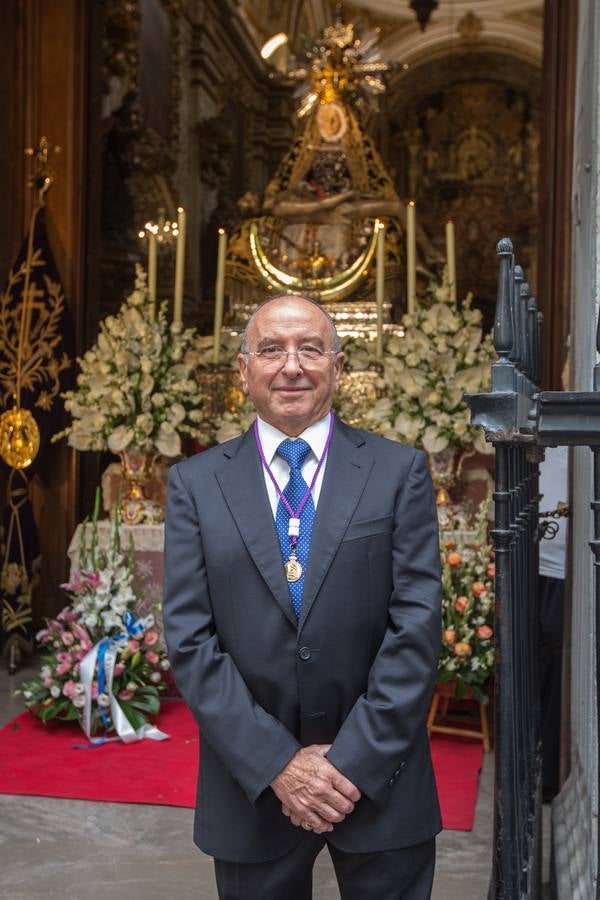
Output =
[
  {"x1": 388, "y1": 777, "x2": 395, "y2": 786},
  {"x1": 298, "y1": 647, "x2": 311, "y2": 661}
]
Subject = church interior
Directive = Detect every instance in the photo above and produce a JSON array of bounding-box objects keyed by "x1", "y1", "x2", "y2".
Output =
[{"x1": 0, "y1": 0, "x2": 591, "y2": 897}]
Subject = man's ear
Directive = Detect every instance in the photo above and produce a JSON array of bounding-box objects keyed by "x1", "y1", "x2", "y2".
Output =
[
  {"x1": 334, "y1": 352, "x2": 345, "y2": 386},
  {"x1": 237, "y1": 353, "x2": 249, "y2": 394}
]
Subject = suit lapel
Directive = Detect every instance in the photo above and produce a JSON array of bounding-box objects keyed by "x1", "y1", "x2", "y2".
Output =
[
  {"x1": 298, "y1": 419, "x2": 373, "y2": 632},
  {"x1": 215, "y1": 429, "x2": 298, "y2": 628}
]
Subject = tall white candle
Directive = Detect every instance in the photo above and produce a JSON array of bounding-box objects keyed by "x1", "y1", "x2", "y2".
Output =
[
  {"x1": 406, "y1": 201, "x2": 416, "y2": 314},
  {"x1": 147, "y1": 231, "x2": 157, "y2": 318},
  {"x1": 375, "y1": 222, "x2": 385, "y2": 359},
  {"x1": 445, "y1": 219, "x2": 457, "y2": 303},
  {"x1": 173, "y1": 206, "x2": 186, "y2": 326},
  {"x1": 213, "y1": 228, "x2": 227, "y2": 364}
]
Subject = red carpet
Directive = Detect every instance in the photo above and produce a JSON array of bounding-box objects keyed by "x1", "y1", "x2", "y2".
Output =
[
  {"x1": 430, "y1": 734, "x2": 483, "y2": 830},
  {"x1": 0, "y1": 700, "x2": 482, "y2": 830}
]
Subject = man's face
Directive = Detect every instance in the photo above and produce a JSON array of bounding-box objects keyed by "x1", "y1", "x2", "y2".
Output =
[{"x1": 238, "y1": 297, "x2": 344, "y2": 436}]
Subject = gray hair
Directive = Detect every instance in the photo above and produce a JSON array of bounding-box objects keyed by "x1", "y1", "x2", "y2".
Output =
[{"x1": 240, "y1": 294, "x2": 341, "y2": 354}]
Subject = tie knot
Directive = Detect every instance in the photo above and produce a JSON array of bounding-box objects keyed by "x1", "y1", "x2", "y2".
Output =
[{"x1": 276, "y1": 438, "x2": 312, "y2": 471}]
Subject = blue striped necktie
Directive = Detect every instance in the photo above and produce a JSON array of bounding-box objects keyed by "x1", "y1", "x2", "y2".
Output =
[{"x1": 275, "y1": 439, "x2": 315, "y2": 619}]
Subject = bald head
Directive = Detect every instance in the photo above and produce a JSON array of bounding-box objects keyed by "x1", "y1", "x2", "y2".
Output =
[{"x1": 240, "y1": 295, "x2": 341, "y2": 354}]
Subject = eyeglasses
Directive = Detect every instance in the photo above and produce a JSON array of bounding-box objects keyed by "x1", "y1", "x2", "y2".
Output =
[{"x1": 243, "y1": 345, "x2": 339, "y2": 365}]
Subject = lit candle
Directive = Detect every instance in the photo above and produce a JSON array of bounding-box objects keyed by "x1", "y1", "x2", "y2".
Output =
[
  {"x1": 406, "y1": 201, "x2": 416, "y2": 314},
  {"x1": 445, "y1": 219, "x2": 457, "y2": 303},
  {"x1": 376, "y1": 222, "x2": 385, "y2": 359},
  {"x1": 213, "y1": 228, "x2": 227, "y2": 364},
  {"x1": 173, "y1": 206, "x2": 186, "y2": 326},
  {"x1": 147, "y1": 230, "x2": 157, "y2": 318}
]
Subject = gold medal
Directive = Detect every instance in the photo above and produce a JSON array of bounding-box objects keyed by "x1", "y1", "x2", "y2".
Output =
[{"x1": 285, "y1": 554, "x2": 303, "y2": 583}]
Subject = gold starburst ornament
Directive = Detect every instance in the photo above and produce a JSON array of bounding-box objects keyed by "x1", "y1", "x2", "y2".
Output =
[{"x1": 0, "y1": 407, "x2": 40, "y2": 469}]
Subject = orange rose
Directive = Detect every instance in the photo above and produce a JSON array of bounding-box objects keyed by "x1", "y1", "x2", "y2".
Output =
[
  {"x1": 487, "y1": 563, "x2": 495, "y2": 578},
  {"x1": 455, "y1": 596, "x2": 469, "y2": 613},
  {"x1": 477, "y1": 625, "x2": 493, "y2": 640},
  {"x1": 443, "y1": 627, "x2": 457, "y2": 645},
  {"x1": 447, "y1": 552, "x2": 462, "y2": 568},
  {"x1": 472, "y1": 581, "x2": 487, "y2": 596},
  {"x1": 443, "y1": 539, "x2": 456, "y2": 551},
  {"x1": 454, "y1": 642, "x2": 472, "y2": 657}
]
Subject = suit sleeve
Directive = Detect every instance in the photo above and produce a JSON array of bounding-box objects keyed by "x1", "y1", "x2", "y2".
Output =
[
  {"x1": 326, "y1": 449, "x2": 442, "y2": 805},
  {"x1": 163, "y1": 463, "x2": 300, "y2": 804}
]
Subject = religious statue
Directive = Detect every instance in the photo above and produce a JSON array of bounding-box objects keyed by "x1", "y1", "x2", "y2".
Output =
[{"x1": 224, "y1": 15, "x2": 443, "y2": 327}]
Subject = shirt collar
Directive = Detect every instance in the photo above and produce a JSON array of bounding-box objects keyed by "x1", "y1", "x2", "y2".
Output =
[{"x1": 256, "y1": 412, "x2": 332, "y2": 465}]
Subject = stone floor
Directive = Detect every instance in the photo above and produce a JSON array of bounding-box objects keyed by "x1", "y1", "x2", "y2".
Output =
[{"x1": 0, "y1": 659, "x2": 544, "y2": 900}]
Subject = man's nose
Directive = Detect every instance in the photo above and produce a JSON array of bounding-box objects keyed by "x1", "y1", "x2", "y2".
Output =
[{"x1": 282, "y1": 351, "x2": 302, "y2": 376}]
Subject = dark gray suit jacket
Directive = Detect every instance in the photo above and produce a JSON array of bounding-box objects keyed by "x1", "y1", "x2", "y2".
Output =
[{"x1": 163, "y1": 417, "x2": 442, "y2": 863}]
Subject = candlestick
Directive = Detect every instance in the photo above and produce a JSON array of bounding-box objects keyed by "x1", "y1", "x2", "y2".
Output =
[
  {"x1": 445, "y1": 219, "x2": 457, "y2": 303},
  {"x1": 375, "y1": 222, "x2": 385, "y2": 359},
  {"x1": 147, "y1": 231, "x2": 157, "y2": 317},
  {"x1": 406, "y1": 201, "x2": 416, "y2": 314},
  {"x1": 213, "y1": 228, "x2": 227, "y2": 364},
  {"x1": 173, "y1": 206, "x2": 186, "y2": 326}
]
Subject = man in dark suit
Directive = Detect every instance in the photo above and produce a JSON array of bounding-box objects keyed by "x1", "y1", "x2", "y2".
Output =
[{"x1": 164, "y1": 295, "x2": 442, "y2": 900}]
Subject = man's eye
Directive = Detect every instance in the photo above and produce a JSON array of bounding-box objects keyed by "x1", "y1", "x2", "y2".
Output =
[
  {"x1": 299, "y1": 346, "x2": 323, "y2": 359},
  {"x1": 259, "y1": 346, "x2": 284, "y2": 358}
]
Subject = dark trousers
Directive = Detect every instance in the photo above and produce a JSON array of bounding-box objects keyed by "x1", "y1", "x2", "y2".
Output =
[{"x1": 214, "y1": 835, "x2": 436, "y2": 900}]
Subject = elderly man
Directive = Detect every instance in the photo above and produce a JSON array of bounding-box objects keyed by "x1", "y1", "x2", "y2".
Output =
[{"x1": 164, "y1": 295, "x2": 442, "y2": 900}]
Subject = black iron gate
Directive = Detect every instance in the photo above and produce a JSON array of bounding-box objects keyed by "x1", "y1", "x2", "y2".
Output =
[{"x1": 467, "y1": 235, "x2": 600, "y2": 897}]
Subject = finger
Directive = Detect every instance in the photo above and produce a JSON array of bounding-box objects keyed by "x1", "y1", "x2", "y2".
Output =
[
  {"x1": 314, "y1": 744, "x2": 332, "y2": 757},
  {"x1": 292, "y1": 806, "x2": 334, "y2": 833},
  {"x1": 330, "y1": 769, "x2": 361, "y2": 803},
  {"x1": 281, "y1": 805, "x2": 291, "y2": 818},
  {"x1": 311, "y1": 800, "x2": 349, "y2": 824}
]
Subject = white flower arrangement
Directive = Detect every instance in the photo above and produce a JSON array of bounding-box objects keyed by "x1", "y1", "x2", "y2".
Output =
[
  {"x1": 54, "y1": 266, "x2": 206, "y2": 458},
  {"x1": 337, "y1": 280, "x2": 495, "y2": 453}
]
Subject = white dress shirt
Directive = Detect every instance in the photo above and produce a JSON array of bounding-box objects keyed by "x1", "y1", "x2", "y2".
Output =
[{"x1": 255, "y1": 412, "x2": 332, "y2": 517}]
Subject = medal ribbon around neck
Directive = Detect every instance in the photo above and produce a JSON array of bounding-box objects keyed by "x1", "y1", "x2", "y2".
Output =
[{"x1": 253, "y1": 412, "x2": 335, "y2": 580}]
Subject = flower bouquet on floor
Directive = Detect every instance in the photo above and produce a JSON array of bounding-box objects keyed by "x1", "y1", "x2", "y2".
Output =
[
  {"x1": 20, "y1": 493, "x2": 170, "y2": 743},
  {"x1": 437, "y1": 496, "x2": 495, "y2": 703}
]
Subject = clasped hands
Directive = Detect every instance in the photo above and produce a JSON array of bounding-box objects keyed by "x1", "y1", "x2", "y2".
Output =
[{"x1": 271, "y1": 745, "x2": 361, "y2": 834}]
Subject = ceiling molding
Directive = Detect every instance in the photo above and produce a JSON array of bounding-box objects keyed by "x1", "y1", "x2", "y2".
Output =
[{"x1": 380, "y1": 16, "x2": 542, "y2": 68}]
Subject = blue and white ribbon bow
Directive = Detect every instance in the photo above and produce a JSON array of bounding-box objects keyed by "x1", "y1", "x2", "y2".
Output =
[{"x1": 78, "y1": 611, "x2": 169, "y2": 746}]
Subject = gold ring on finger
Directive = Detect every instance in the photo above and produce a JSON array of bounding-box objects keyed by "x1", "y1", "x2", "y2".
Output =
[{"x1": 301, "y1": 819, "x2": 312, "y2": 831}]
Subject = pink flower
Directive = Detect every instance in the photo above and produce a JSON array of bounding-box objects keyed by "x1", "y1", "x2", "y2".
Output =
[
  {"x1": 56, "y1": 660, "x2": 72, "y2": 675},
  {"x1": 61, "y1": 632, "x2": 74, "y2": 647},
  {"x1": 57, "y1": 608, "x2": 77, "y2": 624},
  {"x1": 143, "y1": 630, "x2": 158, "y2": 647},
  {"x1": 146, "y1": 650, "x2": 159, "y2": 665},
  {"x1": 477, "y1": 625, "x2": 493, "y2": 641},
  {"x1": 113, "y1": 662, "x2": 125, "y2": 676},
  {"x1": 84, "y1": 571, "x2": 102, "y2": 588},
  {"x1": 57, "y1": 651, "x2": 71, "y2": 663},
  {"x1": 43, "y1": 677, "x2": 54, "y2": 688},
  {"x1": 91, "y1": 681, "x2": 99, "y2": 699},
  {"x1": 127, "y1": 640, "x2": 140, "y2": 653},
  {"x1": 60, "y1": 571, "x2": 87, "y2": 593},
  {"x1": 118, "y1": 689, "x2": 134, "y2": 701},
  {"x1": 36, "y1": 628, "x2": 50, "y2": 642},
  {"x1": 73, "y1": 624, "x2": 91, "y2": 644},
  {"x1": 63, "y1": 680, "x2": 77, "y2": 698},
  {"x1": 80, "y1": 638, "x2": 92, "y2": 652}
]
